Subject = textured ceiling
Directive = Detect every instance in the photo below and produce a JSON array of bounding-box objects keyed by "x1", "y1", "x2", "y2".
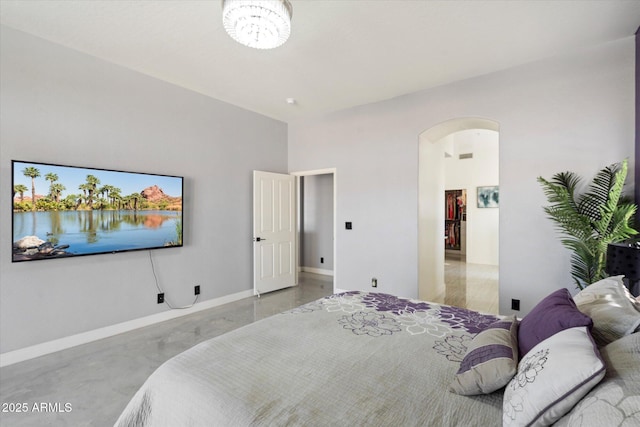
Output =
[{"x1": 1, "y1": 0, "x2": 639, "y2": 123}]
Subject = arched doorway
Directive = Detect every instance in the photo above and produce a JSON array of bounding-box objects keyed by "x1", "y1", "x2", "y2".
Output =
[{"x1": 418, "y1": 118, "x2": 500, "y2": 308}]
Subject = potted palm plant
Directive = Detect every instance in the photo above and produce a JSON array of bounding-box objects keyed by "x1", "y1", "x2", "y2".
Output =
[{"x1": 537, "y1": 159, "x2": 638, "y2": 289}]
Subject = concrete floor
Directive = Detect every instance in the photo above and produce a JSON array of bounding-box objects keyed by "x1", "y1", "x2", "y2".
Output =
[
  {"x1": 0, "y1": 273, "x2": 333, "y2": 427},
  {"x1": 437, "y1": 258, "x2": 500, "y2": 315}
]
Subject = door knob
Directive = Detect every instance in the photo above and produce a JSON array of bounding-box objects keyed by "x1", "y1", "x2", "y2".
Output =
[{"x1": 254, "y1": 237, "x2": 267, "y2": 242}]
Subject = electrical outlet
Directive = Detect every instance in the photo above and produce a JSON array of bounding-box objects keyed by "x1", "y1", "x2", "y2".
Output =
[
  {"x1": 194, "y1": 285, "x2": 200, "y2": 295},
  {"x1": 511, "y1": 298, "x2": 520, "y2": 311},
  {"x1": 371, "y1": 277, "x2": 377, "y2": 288},
  {"x1": 345, "y1": 222, "x2": 352, "y2": 230},
  {"x1": 157, "y1": 293, "x2": 164, "y2": 304},
  {"x1": 320, "y1": 257, "x2": 324, "y2": 264}
]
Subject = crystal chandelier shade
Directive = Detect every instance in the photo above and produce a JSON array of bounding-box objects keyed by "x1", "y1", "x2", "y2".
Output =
[{"x1": 222, "y1": 0, "x2": 293, "y2": 50}]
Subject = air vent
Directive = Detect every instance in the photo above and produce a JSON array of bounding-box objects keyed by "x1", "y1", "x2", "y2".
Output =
[{"x1": 459, "y1": 153, "x2": 473, "y2": 160}]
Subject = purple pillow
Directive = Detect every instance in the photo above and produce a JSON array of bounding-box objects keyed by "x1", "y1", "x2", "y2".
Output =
[{"x1": 518, "y1": 288, "x2": 592, "y2": 357}]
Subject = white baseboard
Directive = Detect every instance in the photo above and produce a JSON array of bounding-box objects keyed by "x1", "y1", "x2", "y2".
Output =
[
  {"x1": 300, "y1": 267, "x2": 334, "y2": 276},
  {"x1": 0, "y1": 289, "x2": 254, "y2": 368}
]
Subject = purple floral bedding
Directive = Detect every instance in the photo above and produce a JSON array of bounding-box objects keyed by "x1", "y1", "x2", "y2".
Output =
[
  {"x1": 114, "y1": 292, "x2": 507, "y2": 426},
  {"x1": 295, "y1": 291, "x2": 500, "y2": 362}
]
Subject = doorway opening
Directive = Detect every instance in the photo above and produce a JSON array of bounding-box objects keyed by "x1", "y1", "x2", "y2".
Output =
[
  {"x1": 292, "y1": 168, "x2": 337, "y2": 294},
  {"x1": 418, "y1": 118, "x2": 499, "y2": 313}
]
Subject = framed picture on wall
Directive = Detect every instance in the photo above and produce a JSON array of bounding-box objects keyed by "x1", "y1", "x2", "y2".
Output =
[{"x1": 477, "y1": 185, "x2": 499, "y2": 208}]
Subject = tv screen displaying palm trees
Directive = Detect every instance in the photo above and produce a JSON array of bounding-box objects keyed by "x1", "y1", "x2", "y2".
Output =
[{"x1": 12, "y1": 160, "x2": 183, "y2": 262}]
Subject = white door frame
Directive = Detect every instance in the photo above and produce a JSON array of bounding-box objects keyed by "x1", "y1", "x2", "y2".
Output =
[{"x1": 291, "y1": 168, "x2": 337, "y2": 294}]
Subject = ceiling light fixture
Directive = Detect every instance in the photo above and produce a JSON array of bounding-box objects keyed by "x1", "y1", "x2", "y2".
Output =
[{"x1": 222, "y1": 0, "x2": 293, "y2": 50}]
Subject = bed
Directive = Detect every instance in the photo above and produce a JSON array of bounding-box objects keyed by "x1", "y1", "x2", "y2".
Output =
[{"x1": 115, "y1": 277, "x2": 640, "y2": 427}]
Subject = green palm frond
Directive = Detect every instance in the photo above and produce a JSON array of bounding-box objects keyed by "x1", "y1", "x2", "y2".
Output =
[
  {"x1": 567, "y1": 243, "x2": 597, "y2": 289},
  {"x1": 577, "y1": 163, "x2": 620, "y2": 222},
  {"x1": 538, "y1": 159, "x2": 638, "y2": 289},
  {"x1": 539, "y1": 171, "x2": 581, "y2": 208}
]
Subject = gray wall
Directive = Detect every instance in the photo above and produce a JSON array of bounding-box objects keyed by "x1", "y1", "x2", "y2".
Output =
[
  {"x1": 1, "y1": 26, "x2": 634, "y2": 354},
  {"x1": 0, "y1": 27, "x2": 288, "y2": 353},
  {"x1": 300, "y1": 174, "x2": 334, "y2": 271},
  {"x1": 288, "y1": 37, "x2": 635, "y2": 315}
]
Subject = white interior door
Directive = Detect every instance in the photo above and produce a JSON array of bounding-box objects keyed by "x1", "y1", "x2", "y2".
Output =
[{"x1": 253, "y1": 171, "x2": 296, "y2": 295}]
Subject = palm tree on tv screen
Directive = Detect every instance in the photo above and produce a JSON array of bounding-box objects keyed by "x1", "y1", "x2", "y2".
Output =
[
  {"x1": 44, "y1": 172, "x2": 58, "y2": 195},
  {"x1": 128, "y1": 193, "x2": 142, "y2": 210},
  {"x1": 51, "y1": 183, "x2": 66, "y2": 203},
  {"x1": 22, "y1": 166, "x2": 40, "y2": 211},
  {"x1": 109, "y1": 187, "x2": 122, "y2": 209},
  {"x1": 13, "y1": 184, "x2": 28, "y2": 202},
  {"x1": 85, "y1": 175, "x2": 100, "y2": 209}
]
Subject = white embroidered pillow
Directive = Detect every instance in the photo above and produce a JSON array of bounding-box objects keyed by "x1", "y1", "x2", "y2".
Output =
[
  {"x1": 502, "y1": 327, "x2": 605, "y2": 427},
  {"x1": 573, "y1": 275, "x2": 640, "y2": 346}
]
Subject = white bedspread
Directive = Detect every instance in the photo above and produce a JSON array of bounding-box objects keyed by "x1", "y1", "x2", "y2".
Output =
[{"x1": 114, "y1": 292, "x2": 510, "y2": 426}]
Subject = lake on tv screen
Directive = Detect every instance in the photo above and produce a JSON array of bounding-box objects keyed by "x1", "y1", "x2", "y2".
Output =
[{"x1": 13, "y1": 210, "x2": 182, "y2": 259}]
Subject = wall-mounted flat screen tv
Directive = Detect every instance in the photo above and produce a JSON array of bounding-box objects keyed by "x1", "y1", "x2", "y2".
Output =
[{"x1": 12, "y1": 160, "x2": 183, "y2": 262}]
